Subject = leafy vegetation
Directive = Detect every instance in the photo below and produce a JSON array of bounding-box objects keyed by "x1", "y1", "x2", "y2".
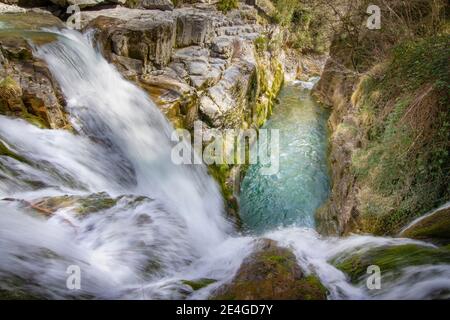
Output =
[{"x1": 351, "y1": 36, "x2": 450, "y2": 234}]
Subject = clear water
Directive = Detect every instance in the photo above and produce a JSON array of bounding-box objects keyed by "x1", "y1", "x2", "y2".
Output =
[{"x1": 240, "y1": 84, "x2": 330, "y2": 232}]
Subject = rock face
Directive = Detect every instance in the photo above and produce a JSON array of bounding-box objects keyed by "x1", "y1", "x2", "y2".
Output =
[
  {"x1": 0, "y1": 11, "x2": 70, "y2": 129},
  {"x1": 78, "y1": 5, "x2": 284, "y2": 219},
  {"x1": 0, "y1": 3, "x2": 285, "y2": 221},
  {"x1": 212, "y1": 239, "x2": 327, "y2": 300},
  {"x1": 83, "y1": 9, "x2": 176, "y2": 74}
]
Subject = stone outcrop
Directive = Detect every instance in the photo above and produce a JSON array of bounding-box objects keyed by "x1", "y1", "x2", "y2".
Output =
[
  {"x1": 0, "y1": 11, "x2": 70, "y2": 129},
  {"x1": 79, "y1": 5, "x2": 283, "y2": 131},
  {"x1": 0, "y1": 3, "x2": 286, "y2": 221},
  {"x1": 333, "y1": 244, "x2": 450, "y2": 286},
  {"x1": 212, "y1": 239, "x2": 327, "y2": 300}
]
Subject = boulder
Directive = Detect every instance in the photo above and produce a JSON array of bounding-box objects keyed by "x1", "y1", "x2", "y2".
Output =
[
  {"x1": 174, "y1": 10, "x2": 213, "y2": 47},
  {"x1": 49, "y1": 0, "x2": 110, "y2": 8},
  {"x1": 0, "y1": 12, "x2": 70, "y2": 129},
  {"x1": 212, "y1": 239, "x2": 328, "y2": 300},
  {"x1": 333, "y1": 244, "x2": 450, "y2": 284},
  {"x1": 28, "y1": 192, "x2": 119, "y2": 217},
  {"x1": 399, "y1": 203, "x2": 450, "y2": 245}
]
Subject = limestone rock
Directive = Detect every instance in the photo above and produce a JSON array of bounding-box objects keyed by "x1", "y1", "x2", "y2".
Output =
[
  {"x1": 399, "y1": 203, "x2": 450, "y2": 245},
  {"x1": 199, "y1": 60, "x2": 255, "y2": 128}
]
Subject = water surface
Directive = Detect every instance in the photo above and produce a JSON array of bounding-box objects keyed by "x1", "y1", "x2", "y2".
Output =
[{"x1": 240, "y1": 84, "x2": 330, "y2": 232}]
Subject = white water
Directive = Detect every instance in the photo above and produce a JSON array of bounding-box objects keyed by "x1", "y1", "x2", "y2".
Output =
[{"x1": 0, "y1": 29, "x2": 449, "y2": 299}]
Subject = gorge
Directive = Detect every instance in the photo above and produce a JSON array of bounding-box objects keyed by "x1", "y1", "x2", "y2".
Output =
[{"x1": 0, "y1": 0, "x2": 449, "y2": 300}]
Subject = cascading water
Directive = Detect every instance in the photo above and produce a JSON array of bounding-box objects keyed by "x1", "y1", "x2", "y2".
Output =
[{"x1": 1, "y1": 28, "x2": 449, "y2": 300}]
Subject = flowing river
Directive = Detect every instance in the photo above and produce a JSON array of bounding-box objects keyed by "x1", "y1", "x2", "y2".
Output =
[{"x1": 0, "y1": 29, "x2": 449, "y2": 300}]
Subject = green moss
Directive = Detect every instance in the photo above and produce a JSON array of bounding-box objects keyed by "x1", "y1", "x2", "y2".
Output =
[
  {"x1": 402, "y1": 207, "x2": 450, "y2": 244},
  {"x1": 297, "y1": 275, "x2": 328, "y2": 300},
  {"x1": 212, "y1": 241, "x2": 328, "y2": 300},
  {"x1": 333, "y1": 244, "x2": 450, "y2": 283},
  {"x1": 182, "y1": 278, "x2": 216, "y2": 291},
  {"x1": 0, "y1": 76, "x2": 49, "y2": 129}
]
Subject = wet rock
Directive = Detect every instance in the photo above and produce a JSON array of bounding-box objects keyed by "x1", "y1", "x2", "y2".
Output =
[
  {"x1": 28, "y1": 192, "x2": 119, "y2": 217},
  {"x1": 212, "y1": 239, "x2": 328, "y2": 300},
  {"x1": 124, "y1": 0, "x2": 174, "y2": 11},
  {"x1": 138, "y1": 72, "x2": 198, "y2": 128},
  {"x1": 181, "y1": 278, "x2": 216, "y2": 291},
  {"x1": 0, "y1": 12, "x2": 70, "y2": 129}
]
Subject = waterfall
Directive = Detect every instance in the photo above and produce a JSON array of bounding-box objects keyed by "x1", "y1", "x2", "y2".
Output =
[
  {"x1": 0, "y1": 29, "x2": 449, "y2": 300},
  {"x1": 0, "y1": 30, "x2": 234, "y2": 299}
]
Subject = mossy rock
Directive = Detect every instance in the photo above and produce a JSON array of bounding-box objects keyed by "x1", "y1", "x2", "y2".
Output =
[
  {"x1": 333, "y1": 244, "x2": 450, "y2": 283},
  {"x1": 212, "y1": 239, "x2": 327, "y2": 300},
  {"x1": 182, "y1": 278, "x2": 217, "y2": 291},
  {"x1": 400, "y1": 205, "x2": 450, "y2": 245}
]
